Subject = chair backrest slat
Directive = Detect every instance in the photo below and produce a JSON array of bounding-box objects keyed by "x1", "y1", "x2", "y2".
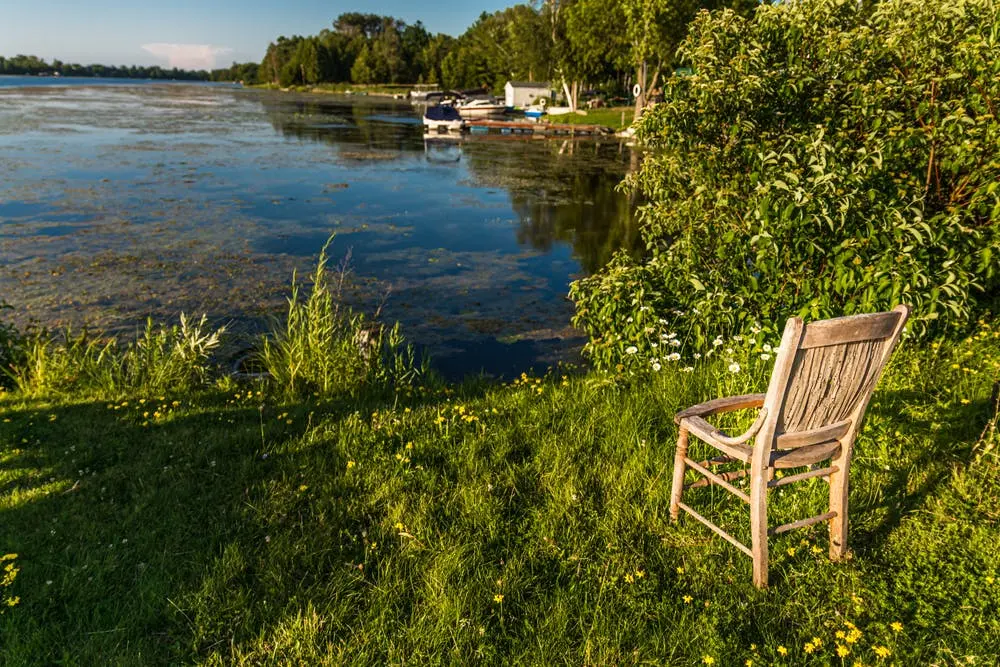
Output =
[
  {"x1": 799, "y1": 312, "x2": 901, "y2": 349},
  {"x1": 767, "y1": 306, "x2": 909, "y2": 442}
]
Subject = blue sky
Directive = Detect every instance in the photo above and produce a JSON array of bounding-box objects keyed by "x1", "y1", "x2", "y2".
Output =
[{"x1": 0, "y1": 0, "x2": 514, "y2": 69}]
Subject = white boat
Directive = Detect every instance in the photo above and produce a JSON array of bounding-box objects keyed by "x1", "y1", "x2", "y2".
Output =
[
  {"x1": 523, "y1": 105, "x2": 546, "y2": 120},
  {"x1": 456, "y1": 99, "x2": 509, "y2": 119},
  {"x1": 423, "y1": 105, "x2": 465, "y2": 132}
]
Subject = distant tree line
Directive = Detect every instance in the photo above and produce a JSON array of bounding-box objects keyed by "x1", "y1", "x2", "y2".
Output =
[
  {"x1": 5, "y1": 1, "x2": 761, "y2": 108},
  {"x1": 240, "y1": 2, "x2": 760, "y2": 110},
  {"x1": 0, "y1": 54, "x2": 210, "y2": 80}
]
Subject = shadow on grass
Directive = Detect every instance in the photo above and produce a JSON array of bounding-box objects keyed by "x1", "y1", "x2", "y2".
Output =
[
  {"x1": 851, "y1": 389, "x2": 993, "y2": 555},
  {"x1": 0, "y1": 382, "x2": 487, "y2": 664}
]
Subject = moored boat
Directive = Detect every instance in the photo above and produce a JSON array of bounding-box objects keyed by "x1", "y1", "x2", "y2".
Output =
[
  {"x1": 523, "y1": 105, "x2": 546, "y2": 120},
  {"x1": 423, "y1": 104, "x2": 465, "y2": 132},
  {"x1": 456, "y1": 98, "x2": 509, "y2": 119}
]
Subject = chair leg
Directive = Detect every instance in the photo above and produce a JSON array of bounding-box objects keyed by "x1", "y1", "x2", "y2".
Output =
[
  {"x1": 669, "y1": 427, "x2": 689, "y2": 521},
  {"x1": 829, "y1": 449, "x2": 851, "y2": 560},
  {"x1": 750, "y1": 465, "x2": 769, "y2": 588}
]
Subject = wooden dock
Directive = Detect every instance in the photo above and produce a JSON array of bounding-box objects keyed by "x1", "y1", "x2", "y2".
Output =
[{"x1": 462, "y1": 119, "x2": 612, "y2": 136}]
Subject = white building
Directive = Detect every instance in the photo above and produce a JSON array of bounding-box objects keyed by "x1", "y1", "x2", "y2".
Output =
[{"x1": 504, "y1": 81, "x2": 553, "y2": 108}]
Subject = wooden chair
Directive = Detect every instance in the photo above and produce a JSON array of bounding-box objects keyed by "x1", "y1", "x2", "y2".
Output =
[{"x1": 669, "y1": 306, "x2": 910, "y2": 588}]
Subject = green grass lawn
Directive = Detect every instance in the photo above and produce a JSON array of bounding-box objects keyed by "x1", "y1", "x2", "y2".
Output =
[
  {"x1": 555, "y1": 107, "x2": 635, "y2": 131},
  {"x1": 2, "y1": 321, "x2": 998, "y2": 664}
]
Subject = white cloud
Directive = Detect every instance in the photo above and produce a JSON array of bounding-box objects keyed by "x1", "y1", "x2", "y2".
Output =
[{"x1": 141, "y1": 43, "x2": 233, "y2": 70}]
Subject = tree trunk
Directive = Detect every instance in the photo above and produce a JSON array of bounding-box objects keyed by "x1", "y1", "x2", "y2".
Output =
[
  {"x1": 562, "y1": 79, "x2": 579, "y2": 112},
  {"x1": 634, "y1": 60, "x2": 647, "y2": 118}
]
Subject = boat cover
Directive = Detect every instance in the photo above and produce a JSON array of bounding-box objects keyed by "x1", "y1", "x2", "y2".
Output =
[{"x1": 425, "y1": 105, "x2": 462, "y2": 121}]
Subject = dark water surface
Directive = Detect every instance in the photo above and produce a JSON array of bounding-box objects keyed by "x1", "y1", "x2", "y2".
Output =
[{"x1": 0, "y1": 84, "x2": 640, "y2": 377}]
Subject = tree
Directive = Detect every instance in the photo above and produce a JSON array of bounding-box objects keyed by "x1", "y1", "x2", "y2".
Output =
[
  {"x1": 570, "y1": 0, "x2": 1000, "y2": 369},
  {"x1": 623, "y1": 0, "x2": 754, "y2": 115},
  {"x1": 563, "y1": 0, "x2": 630, "y2": 98}
]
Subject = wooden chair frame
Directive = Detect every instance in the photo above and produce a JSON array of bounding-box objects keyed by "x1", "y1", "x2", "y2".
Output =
[{"x1": 669, "y1": 306, "x2": 910, "y2": 588}]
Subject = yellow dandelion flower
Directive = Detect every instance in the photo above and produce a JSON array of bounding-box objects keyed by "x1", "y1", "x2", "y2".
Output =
[
  {"x1": 787, "y1": 548, "x2": 796, "y2": 557},
  {"x1": 836, "y1": 645, "x2": 850, "y2": 658},
  {"x1": 836, "y1": 630, "x2": 846, "y2": 639},
  {"x1": 777, "y1": 646, "x2": 788, "y2": 656},
  {"x1": 683, "y1": 595, "x2": 693, "y2": 604},
  {"x1": 676, "y1": 566, "x2": 685, "y2": 574},
  {"x1": 625, "y1": 574, "x2": 634, "y2": 584},
  {"x1": 346, "y1": 460, "x2": 356, "y2": 469},
  {"x1": 890, "y1": 621, "x2": 903, "y2": 632},
  {"x1": 493, "y1": 594, "x2": 504, "y2": 603},
  {"x1": 812, "y1": 545, "x2": 824, "y2": 554},
  {"x1": 434, "y1": 415, "x2": 446, "y2": 425},
  {"x1": 804, "y1": 642, "x2": 815, "y2": 654},
  {"x1": 745, "y1": 660, "x2": 753, "y2": 667},
  {"x1": 635, "y1": 569, "x2": 645, "y2": 579},
  {"x1": 872, "y1": 645, "x2": 891, "y2": 658},
  {"x1": 702, "y1": 657, "x2": 715, "y2": 665},
  {"x1": 811, "y1": 637, "x2": 823, "y2": 648}
]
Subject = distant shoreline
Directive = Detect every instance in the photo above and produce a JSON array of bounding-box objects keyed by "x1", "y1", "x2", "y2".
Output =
[{"x1": 0, "y1": 75, "x2": 240, "y2": 89}]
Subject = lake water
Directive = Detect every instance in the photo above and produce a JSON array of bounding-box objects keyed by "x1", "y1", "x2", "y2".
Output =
[{"x1": 0, "y1": 82, "x2": 639, "y2": 377}]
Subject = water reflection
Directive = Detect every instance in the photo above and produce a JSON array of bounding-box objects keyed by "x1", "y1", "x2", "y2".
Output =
[{"x1": 260, "y1": 94, "x2": 642, "y2": 276}]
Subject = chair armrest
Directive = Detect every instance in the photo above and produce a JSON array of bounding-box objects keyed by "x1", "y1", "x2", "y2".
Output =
[
  {"x1": 682, "y1": 408, "x2": 769, "y2": 447},
  {"x1": 674, "y1": 393, "x2": 766, "y2": 425}
]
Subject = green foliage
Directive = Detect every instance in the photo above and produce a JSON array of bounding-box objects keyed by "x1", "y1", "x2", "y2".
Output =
[
  {"x1": 571, "y1": 0, "x2": 1000, "y2": 370},
  {"x1": 0, "y1": 302, "x2": 23, "y2": 390},
  {"x1": 258, "y1": 239, "x2": 421, "y2": 400},
  {"x1": 0, "y1": 54, "x2": 210, "y2": 80},
  {"x1": 440, "y1": 6, "x2": 551, "y2": 92},
  {"x1": 261, "y1": 15, "x2": 449, "y2": 87},
  {"x1": 11, "y1": 314, "x2": 225, "y2": 399}
]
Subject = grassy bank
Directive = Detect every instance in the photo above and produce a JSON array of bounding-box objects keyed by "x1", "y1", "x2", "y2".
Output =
[
  {"x1": 556, "y1": 107, "x2": 635, "y2": 132},
  {"x1": 2, "y1": 304, "x2": 998, "y2": 663},
  {"x1": 252, "y1": 82, "x2": 413, "y2": 97}
]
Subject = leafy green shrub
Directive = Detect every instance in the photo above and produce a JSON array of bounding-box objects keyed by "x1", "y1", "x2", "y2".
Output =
[
  {"x1": 12, "y1": 314, "x2": 225, "y2": 398},
  {"x1": 258, "y1": 238, "x2": 421, "y2": 399},
  {"x1": 570, "y1": 0, "x2": 1000, "y2": 370}
]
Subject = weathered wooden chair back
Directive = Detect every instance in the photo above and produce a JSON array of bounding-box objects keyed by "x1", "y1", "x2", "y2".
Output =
[{"x1": 763, "y1": 306, "x2": 910, "y2": 458}]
